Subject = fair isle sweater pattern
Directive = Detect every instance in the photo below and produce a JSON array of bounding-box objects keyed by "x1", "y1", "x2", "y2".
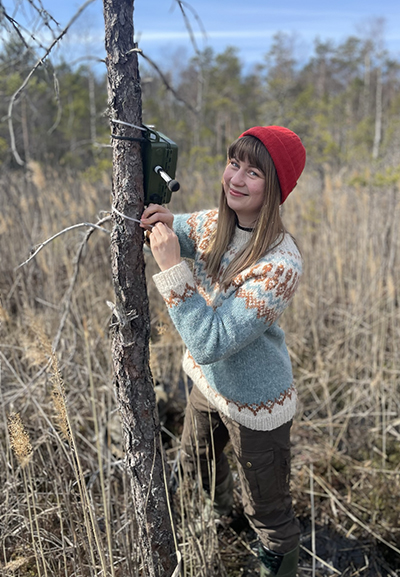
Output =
[{"x1": 152, "y1": 210, "x2": 303, "y2": 431}]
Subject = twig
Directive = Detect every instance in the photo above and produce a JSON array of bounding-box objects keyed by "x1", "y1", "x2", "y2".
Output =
[
  {"x1": 131, "y1": 49, "x2": 198, "y2": 116},
  {"x1": 171, "y1": 551, "x2": 182, "y2": 577},
  {"x1": 69, "y1": 55, "x2": 106, "y2": 67},
  {"x1": 300, "y1": 545, "x2": 341, "y2": 575},
  {"x1": 159, "y1": 432, "x2": 180, "y2": 574},
  {"x1": 16, "y1": 221, "x2": 110, "y2": 270},
  {"x1": 0, "y1": 0, "x2": 58, "y2": 53},
  {"x1": 0, "y1": 10, "x2": 31, "y2": 50},
  {"x1": 7, "y1": 0, "x2": 97, "y2": 165},
  {"x1": 174, "y1": 0, "x2": 207, "y2": 57},
  {"x1": 127, "y1": 2, "x2": 205, "y2": 119},
  {"x1": 310, "y1": 463, "x2": 316, "y2": 577},
  {"x1": 25, "y1": 0, "x2": 61, "y2": 31},
  {"x1": 52, "y1": 216, "x2": 111, "y2": 352}
]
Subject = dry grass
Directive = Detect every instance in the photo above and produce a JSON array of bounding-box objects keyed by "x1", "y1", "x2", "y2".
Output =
[{"x1": 0, "y1": 160, "x2": 399, "y2": 576}]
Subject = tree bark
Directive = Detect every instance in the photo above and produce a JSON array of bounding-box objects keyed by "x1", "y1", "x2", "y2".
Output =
[{"x1": 102, "y1": 1, "x2": 176, "y2": 575}]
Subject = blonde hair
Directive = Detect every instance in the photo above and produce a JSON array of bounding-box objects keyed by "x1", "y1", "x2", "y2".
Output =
[{"x1": 204, "y1": 135, "x2": 286, "y2": 288}]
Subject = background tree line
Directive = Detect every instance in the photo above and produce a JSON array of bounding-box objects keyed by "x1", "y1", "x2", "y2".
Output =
[{"x1": 1, "y1": 28, "x2": 400, "y2": 181}]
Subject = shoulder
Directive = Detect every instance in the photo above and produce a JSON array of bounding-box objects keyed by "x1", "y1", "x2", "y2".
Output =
[
  {"x1": 271, "y1": 233, "x2": 302, "y2": 270},
  {"x1": 225, "y1": 234, "x2": 302, "y2": 323},
  {"x1": 186, "y1": 209, "x2": 218, "y2": 229},
  {"x1": 174, "y1": 209, "x2": 217, "y2": 229},
  {"x1": 183, "y1": 209, "x2": 218, "y2": 246},
  {"x1": 232, "y1": 233, "x2": 302, "y2": 289}
]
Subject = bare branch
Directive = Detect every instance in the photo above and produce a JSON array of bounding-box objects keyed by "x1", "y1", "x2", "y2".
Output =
[
  {"x1": 174, "y1": 0, "x2": 207, "y2": 57},
  {"x1": 132, "y1": 48, "x2": 198, "y2": 115},
  {"x1": 0, "y1": 0, "x2": 59, "y2": 56},
  {"x1": 132, "y1": 1, "x2": 206, "y2": 119},
  {"x1": 7, "y1": 0, "x2": 97, "y2": 165},
  {"x1": 52, "y1": 215, "x2": 111, "y2": 352},
  {"x1": 0, "y1": 7, "x2": 32, "y2": 50},
  {"x1": 25, "y1": 0, "x2": 61, "y2": 31},
  {"x1": 69, "y1": 55, "x2": 106, "y2": 66},
  {"x1": 16, "y1": 220, "x2": 110, "y2": 270}
]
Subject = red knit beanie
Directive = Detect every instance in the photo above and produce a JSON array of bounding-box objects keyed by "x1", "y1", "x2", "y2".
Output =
[{"x1": 239, "y1": 126, "x2": 306, "y2": 204}]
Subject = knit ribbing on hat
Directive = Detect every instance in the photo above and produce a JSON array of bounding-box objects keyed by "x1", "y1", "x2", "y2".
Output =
[{"x1": 239, "y1": 126, "x2": 306, "y2": 204}]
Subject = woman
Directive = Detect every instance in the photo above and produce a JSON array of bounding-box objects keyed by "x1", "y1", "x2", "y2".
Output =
[{"x1": 141, "y1": 126, "x2": 306, "y2": 577}]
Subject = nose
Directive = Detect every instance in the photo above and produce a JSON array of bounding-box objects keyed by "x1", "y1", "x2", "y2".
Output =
[{"x1": 230, "y1": 167, "x2": 245, "y2": 186}]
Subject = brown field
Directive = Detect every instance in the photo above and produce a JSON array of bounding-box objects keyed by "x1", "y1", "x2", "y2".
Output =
[{"x1": 0, "y1": 162, "x2": 399, "y2": 576}]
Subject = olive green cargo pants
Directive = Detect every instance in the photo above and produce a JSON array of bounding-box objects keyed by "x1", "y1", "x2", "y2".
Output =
[{"x1": 180, "y1": 385, "x2": 300, "y2": 554}]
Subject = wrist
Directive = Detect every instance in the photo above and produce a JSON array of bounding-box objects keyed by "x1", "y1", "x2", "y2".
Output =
[
  {"x1": 153, "y1": 261, "x2": 194, "y2": 298},
  {"x1": 159, "y1": 258, "x2": 181, "y2": 272}
]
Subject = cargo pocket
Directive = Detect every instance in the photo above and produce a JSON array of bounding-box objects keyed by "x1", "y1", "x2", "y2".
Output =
[{"x1": 236, "y1": 447, "x2": 291, "y2": 507}]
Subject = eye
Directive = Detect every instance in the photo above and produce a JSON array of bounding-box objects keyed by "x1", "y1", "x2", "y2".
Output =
[
  {"x1": 229, "y1": 159, "x2": 239, "y2": 168},
  {"x1": 249, "y1": 168, "x2": 262, "y2": 178}
]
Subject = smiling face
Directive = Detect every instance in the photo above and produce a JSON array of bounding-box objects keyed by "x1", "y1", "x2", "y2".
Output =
[{"x1": 222, "y1": 157, "x2": 266, "y2": 228}]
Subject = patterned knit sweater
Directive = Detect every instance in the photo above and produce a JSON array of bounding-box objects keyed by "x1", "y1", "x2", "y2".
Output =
[{"x1": 152, "y1": 209, "x2": 303, "y2": 431}]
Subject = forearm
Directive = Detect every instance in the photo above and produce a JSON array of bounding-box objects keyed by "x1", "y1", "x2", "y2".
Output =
[{"x1": 153, "y1": 263, "x2": 285, "y2": 365}]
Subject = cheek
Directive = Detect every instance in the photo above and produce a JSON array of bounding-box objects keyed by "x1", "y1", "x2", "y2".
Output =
[
  {"x1": 222, "y1": 168, "x2": 230, "y2": 191},
  {"x1": 252, "y1": 185, "x2": 266, "y2": 207}
]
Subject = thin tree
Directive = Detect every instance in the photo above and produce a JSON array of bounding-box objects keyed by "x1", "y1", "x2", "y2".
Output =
[
  {"x1": 102, "y1": 0, "x2": 178, "y2": 575},
  {"x1": 6, "y1": 0, "x2": 179, "y2": 571}
]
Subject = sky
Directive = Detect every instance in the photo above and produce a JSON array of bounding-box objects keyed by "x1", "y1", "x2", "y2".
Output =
[{"x1": 3, "y1": 0, "x2": 400, "y2": 73}]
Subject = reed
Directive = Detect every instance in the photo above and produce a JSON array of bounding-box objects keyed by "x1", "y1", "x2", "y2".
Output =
[{"x1": 0, "y1": 162, "x2": 399, "y2": 576}]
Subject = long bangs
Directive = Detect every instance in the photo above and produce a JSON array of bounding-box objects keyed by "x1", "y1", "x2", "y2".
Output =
[{"x1": 228, "y1": 135, "x2": 271, "y2": 175}]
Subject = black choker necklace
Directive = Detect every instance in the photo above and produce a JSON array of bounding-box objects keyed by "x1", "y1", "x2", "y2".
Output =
[{"x1": 237, "y1": 223, "x2": 254, "y2": 232}]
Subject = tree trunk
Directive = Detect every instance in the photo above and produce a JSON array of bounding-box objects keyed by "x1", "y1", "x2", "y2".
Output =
[
  {"x1": 372, "y1": 65, "x2": 382, "y2": 160},
  {"x1": 102, "y1": 1, "x2": 177, "y2": 575}
]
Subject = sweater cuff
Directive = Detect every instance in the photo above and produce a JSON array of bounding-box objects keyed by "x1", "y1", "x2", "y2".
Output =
[{"x1": 153, "y1": 261, "x2": 195, "y2": 300}]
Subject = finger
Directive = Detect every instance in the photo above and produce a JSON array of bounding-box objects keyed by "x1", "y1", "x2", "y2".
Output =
[
  {"x1": 141, "y1": 204, "x2": 164, "y2": 220},
  {"x1": 141, "y1": 206, "x2": 173, "y2": 228},
  {"x1": 149, "y1": 228, "x2": 165, "y2": 250},
  {"x1": 153, "y1": 222, "x2": 169, "y2": 238},
  {"x1": 150, "y1": 222, "x2": 166, "y2": 240},
  {"x1": 149, "y1": 223, "x2": 161, "y2": 238},
  {"x1": 139, "y1": 221, "x2": 154, "y2": 230},
  {"x1": 141, "y1": 214, "x2": 163, "y2": 226}
]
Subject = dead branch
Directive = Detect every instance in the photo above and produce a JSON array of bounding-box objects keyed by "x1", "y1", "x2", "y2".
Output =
[
  {"x1": 25, "y1": 0, "x2": 61, "y2": 31},
  {"x1": 131, "y1": 48, "x2": 198, "y2": 115},
  {"x1": 52, "y1": 215, "x2": 111, "y2": 352},
  {"x1": 7, "y1": 0, "x2": 97, "y2": 165},
  {"x1": 174, "y1": 0, "x2": 207, "y2": 57},
  {"x1": 0, "y1": 7, "x2": 32, "y2": 50},
  {"x1": 133, "y1": 1, "x2": 206, "y2": 119},
  {"x1": 16, "y1": 220, "x2": 110, "y2": 270}
]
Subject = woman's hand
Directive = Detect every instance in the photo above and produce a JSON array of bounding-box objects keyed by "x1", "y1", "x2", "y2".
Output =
[
  {"x1": 140, "y1": 204, "x2": 174, "y2": 230},
  {"x1": 149, "y1": 222, "x2": 181, "y2": 271}
]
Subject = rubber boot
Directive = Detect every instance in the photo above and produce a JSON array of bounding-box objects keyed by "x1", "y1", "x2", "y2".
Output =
[
  {"x1": 213, "y1": 469, "x2": 234, "y2": 516},
  {"x1": 259, "y1": 544, "x2": 299, "y2": 577}
]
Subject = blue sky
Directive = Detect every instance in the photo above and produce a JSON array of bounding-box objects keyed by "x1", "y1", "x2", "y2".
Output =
[{"x1": 3, "y1": 0, "x2": 400, "y2": 72}]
